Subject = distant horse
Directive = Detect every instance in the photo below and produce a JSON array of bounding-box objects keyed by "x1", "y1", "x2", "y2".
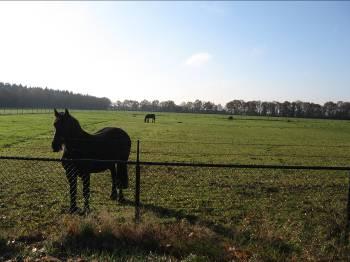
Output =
[
  {"x1": 144, "y1": 114, "x2": 156, "y2": 123},
  {"x1": 52, "y1": 109, "x2": 131, "y2": 213}
]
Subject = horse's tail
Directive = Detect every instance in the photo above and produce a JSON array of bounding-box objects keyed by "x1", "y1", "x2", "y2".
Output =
[
  {"x1": 116, "y1": 135, "x2": 131, "y2": 189},
  {"x1": 116, "y1": 162, "x2": 128, "y2": 189}
]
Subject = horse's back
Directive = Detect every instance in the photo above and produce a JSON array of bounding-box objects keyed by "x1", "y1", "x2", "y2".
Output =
[
  {"x1": 93, "y1": 127, "x2": 131, "y2": 155},
  {"x1": 145, "y1": 114, "x2": 155, "y2": 120},
  {"x1": 94, "y1": 127, "x2": 130, "y2": 141},
  {"x1": 65, "y1": 127, "x2": 130, "y2": 161},
  {"x1": 62, "y1": 127, "x2": 131, "y2": 173}
]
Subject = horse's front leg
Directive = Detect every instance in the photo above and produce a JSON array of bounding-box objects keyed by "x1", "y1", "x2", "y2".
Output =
[
  {"x1": 82, "y1": 173, "x2": 91, "y2": 213},
  {"x1": 67, "y1": 170, "x2": 78, "y2": 214}
]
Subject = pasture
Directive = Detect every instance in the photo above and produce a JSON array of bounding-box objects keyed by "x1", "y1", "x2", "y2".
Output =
[{"x1": 1, "y1": 110, "x2": 350, "y2": 261}]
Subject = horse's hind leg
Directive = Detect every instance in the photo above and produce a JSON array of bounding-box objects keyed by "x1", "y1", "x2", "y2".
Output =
[
  {"x1": 116, "y1": 163, "x2": 128, "y2": 202},
  {"x1": 82, "y1": 173, "x2": 91, "y2": 213},
  {"x1": 110, "y1": 167, "x2": 118, "y2": 200}
]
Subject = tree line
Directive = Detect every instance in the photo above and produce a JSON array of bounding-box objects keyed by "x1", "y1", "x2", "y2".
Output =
[
  {"x1": 113, "y1": 99, "x2": 350, "y2": 119},
  {"x1": 0, "y1": 82, "x2": 111, "y2": 110},
  {"x1": 1, "y1": 82, "x2": 349, "y2": 119},
  {"x1": 112, "y1": 99, "x2": 224, "y2": 113},
  {"x1": 225, "y1": 100, "x2": 350, "y2": 119}
]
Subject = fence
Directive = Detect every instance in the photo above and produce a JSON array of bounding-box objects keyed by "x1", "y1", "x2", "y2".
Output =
[
  {"x1": 0, "y1": 108, "x2": 108, "y2": 116},
  {"x1": 0, "y1": 108, "x2": 53, "y2": 115},
  {"x1": 1, "y1": 141, "x2": 350, "y2": 252}
]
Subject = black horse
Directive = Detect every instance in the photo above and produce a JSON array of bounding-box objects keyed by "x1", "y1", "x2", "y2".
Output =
[
  {"x1": 52, "y1": 109, "x2": 131, "y2": 213},
  {"x1": 144, "y1": 114, "x2": 156, "y2": 123}
]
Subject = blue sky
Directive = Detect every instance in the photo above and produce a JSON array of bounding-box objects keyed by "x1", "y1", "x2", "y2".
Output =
[{"x1": 0, "y1": 1, "x2": 349, "y2": 105}]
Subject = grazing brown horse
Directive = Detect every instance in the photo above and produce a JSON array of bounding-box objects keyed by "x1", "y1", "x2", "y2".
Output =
[
  {"x1": 52, "y1": 109, "x2": 131, "y2": 213},
  {"x1": 144, "y1": 113, "x2": 156, "y2": 123}
]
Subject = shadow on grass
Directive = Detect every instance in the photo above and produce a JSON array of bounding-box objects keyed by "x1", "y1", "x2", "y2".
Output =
[
  {"x1": 138, "y1": 201, "x2": 350, "y2": 260},
  {"x1": 0, "y1": 235, "x2": 23, "y2": 261},
  {"x1": 50, "y1": 211, "x2": 240, "y2": 261},
  {"x1": 137, "y1": 201, "x2": 300, "y2": 260},
  {"x1": 108, "y1": 199, "x2": 300, "y2": 260},
  {"x1": 5, "y1": 198, "x2": 346, "y2": 261}
]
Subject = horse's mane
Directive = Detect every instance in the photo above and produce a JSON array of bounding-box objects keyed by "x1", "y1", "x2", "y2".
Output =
[
  {"x1": 57, "y1": 111, "x2": 83, "y2": 134},
  {"x1": 67, "y1": 114, "x2": 83, "y2": 133}
]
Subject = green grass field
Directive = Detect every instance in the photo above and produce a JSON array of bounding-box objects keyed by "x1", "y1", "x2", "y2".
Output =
[
  {"x1": 1, "y1": 110, "x2": 350, "y2": 165},
  {"x1": 1, "y1": 110, "x2": 350, "y2": 261}
]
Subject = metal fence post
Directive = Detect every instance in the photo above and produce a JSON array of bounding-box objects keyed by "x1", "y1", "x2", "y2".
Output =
[
  {"x1": 135, "y1": 140, "x2": 141, "y2": 223},
  {"x1": 346, "y1": 170, "x2": 350, "y2": 244}
]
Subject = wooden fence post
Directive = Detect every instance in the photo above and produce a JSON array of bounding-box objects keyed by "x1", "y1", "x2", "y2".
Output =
[{"x1": 135, "y1": 140, "x2": 141, "y2": 223}]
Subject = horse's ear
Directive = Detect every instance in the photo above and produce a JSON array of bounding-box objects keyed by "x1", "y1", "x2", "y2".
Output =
[
  {"x1": 54, "y1": 108, "x2": 59, "y2": 117},
  {"x1": 64, "y1": 108, "x2": 70, "y2": 116}
]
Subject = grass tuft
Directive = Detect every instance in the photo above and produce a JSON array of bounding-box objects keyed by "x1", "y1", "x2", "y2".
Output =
[{"x1": 48, "y1": 213, "x2": 250, "y2": 261}]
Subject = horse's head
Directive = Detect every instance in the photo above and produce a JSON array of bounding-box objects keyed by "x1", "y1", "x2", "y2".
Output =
[{"x1": 52, "y1": 108, "x2": 79, "y2": 152}]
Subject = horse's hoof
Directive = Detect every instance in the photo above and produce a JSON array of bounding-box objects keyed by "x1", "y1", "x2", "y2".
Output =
[
  {"x1": 69, "y1": 206, "x2": 79, "y2": 214},
  {"x1": 118, "y1": 196, "x2": 126, "y2": 203},
  {"x1": 110, "y1": 193, "x2": 118, "y2": 201}
]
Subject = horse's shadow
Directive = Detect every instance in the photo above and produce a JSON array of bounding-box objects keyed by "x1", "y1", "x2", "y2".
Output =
[
  {"x1": 138, "y1": 201, "x2": 237, "y2": 238},
  {"x1": 61, "y1": 198, "x2": 296, "y2": 257},
  {"x1": 121, "y1": 199, "x2": 199, "y2": 223},
  {"x1": 132, "y1": 201, "x2": 300, "y2": 257},
  {"x1": 139, "y1": 202, "x2": 238, "y2": 240}
]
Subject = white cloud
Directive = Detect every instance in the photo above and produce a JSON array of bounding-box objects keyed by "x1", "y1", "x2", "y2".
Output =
[{"x1": 185, "y1": 52, "x2": 212, "y2": 67}]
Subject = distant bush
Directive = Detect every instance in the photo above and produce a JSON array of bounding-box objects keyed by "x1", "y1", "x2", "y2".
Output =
[{"x1": 228, "y1": 116, "x2": 234, "y2": 120}]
